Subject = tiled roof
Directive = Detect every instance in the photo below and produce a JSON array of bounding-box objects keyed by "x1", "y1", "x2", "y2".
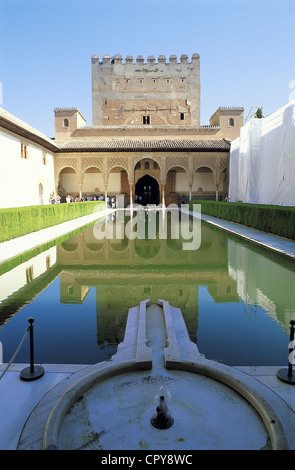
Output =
[
  {"x1": 57, "y1": 138, "x2": 230, "y2": 152},
  {"x1": 0, "y1": 107, "x2": 59, "y2": 152},
  {"x1": 0, "y1": 107, "x2": 231, "y2": 153}
]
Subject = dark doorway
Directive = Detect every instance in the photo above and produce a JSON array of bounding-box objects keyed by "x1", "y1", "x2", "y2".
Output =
[{"x1": 135, "y1": 174, "x2": 160, "y2": 205}]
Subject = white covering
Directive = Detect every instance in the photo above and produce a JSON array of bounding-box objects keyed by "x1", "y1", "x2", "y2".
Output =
[{"x1": 229, "y1": 100, "x2": 295, "y2": 206}]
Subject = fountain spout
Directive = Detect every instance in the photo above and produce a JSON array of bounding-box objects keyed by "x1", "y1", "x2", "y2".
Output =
[{"x1": 151, "y1": 395, "x2": 174, "y2": 429}]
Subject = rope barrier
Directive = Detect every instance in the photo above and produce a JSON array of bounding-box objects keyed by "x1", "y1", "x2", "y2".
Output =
[
  {"x1": 0, "y1": 328, "x2": 29, "y2": 380},
  {"x1": 0, "y1": 317, "x2": 45, "y2": 382}
]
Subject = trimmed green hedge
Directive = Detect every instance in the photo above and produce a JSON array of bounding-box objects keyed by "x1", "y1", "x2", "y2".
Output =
[
  {"x1": 189, "y1": 200, "x2": 295, "y2": 240},
  {"x1": 0, "y1": 201, "x2": 105, "y2": 243}
]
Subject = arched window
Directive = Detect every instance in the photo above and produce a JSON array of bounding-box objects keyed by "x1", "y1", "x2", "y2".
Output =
[
  {"x1": 145, "y1": 161, "x2": 150, "y2": 170},
  {"x1": 229, "y1": 117, "x2": 235, "y2": 127},
  {"x1": 63, "y1": 118, "x2": 69, "y2": 128}
]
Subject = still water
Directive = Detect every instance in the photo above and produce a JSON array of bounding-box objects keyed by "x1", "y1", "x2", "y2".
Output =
[{"x1": 0, "y1": 209, "x2": 294, "y2": 366}]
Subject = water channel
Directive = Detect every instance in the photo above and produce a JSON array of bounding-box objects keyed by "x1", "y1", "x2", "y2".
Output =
[{"x1": 0, "y1": 209, "x2": 294, "y2": 366}]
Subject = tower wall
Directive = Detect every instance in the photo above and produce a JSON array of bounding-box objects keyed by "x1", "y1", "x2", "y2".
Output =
[{"x1": 91, "y1": 53, "x2": 200, "y2": 126}]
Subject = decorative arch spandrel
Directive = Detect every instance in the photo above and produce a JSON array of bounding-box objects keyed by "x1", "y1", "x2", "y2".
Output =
[{"x1": 82, "y1": 156, "x2": 104, "y2": 174}]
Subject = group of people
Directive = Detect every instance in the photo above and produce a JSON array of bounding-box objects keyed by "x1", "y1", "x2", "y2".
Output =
[
  {"x1": 49, "y1": 193, "x2": 106, "y2": 204},
  {"x1": 49, "y1": 193, "x2": 61, "y2": 204}
]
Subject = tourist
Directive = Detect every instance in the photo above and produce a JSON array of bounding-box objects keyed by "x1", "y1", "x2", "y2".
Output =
[{"x1": 66, "y1": 195, "x2": 71, "y2": 203}]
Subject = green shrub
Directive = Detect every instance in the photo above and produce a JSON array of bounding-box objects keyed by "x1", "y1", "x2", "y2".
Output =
[
  {"x1": 189, "y1": 200, "x2": 295, "y2": 240},
  {"x1": 0, "y1": 201, "x2": 105, "y2": 243}
]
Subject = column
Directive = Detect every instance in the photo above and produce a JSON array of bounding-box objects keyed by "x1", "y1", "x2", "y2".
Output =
[
  {"x1": 214, "y1": 158, "x2": 220, "y2": 202},
  {"x1": 77, "y1": 158, "x2": 83, "y2": 200},
  {"x1": 104, "y1": 183, "x2": 108, "y2": 208},
  {"x1": 161, "y1": 184, "x2": 165, "y2": 207},
  {"x1": 188, "y1": 156, "x2": 194, "y2": 202},
  {"x1": 129, "y1": 182, "x2": 135, "y2": 209},
  {"x1": 215, "y1": 185, "x2": 219, "y2": 201}
]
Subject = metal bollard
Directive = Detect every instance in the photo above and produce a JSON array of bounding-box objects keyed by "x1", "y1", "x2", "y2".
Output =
[
  {"x1": 20, "y1": 318, "x2": 45, "y2": 381},
  {"x1": 277, "y1": 320, "x2": 295, "y2": 384}
]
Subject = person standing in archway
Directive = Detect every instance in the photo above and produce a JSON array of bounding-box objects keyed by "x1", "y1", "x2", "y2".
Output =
[
  {"x1": 148, "y1": 186, "x2": 152, "y2": 204},
  {"x1": 143, "y1": 186, "x2": 147, "y2": 205}
]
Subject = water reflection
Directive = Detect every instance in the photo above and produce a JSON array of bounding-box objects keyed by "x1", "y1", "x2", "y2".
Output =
[
  {"x1": 0, "y1": 210, "x2": 294, "y2": 365},
  {"x1": 228, "y1": 239, "x2": 295, "y2": 333}
]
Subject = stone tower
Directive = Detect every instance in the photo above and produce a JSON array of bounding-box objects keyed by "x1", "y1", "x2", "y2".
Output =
[{"x1": 91, "y1": 53, "x2": 200, "y2": 127}]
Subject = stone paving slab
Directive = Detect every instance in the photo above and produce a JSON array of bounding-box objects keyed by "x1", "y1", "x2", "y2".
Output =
[
  {"x1": 0, "y1": 363, "x2": 88, "y2": 450},
  {"x1": 190, "y1": 209, "x2": 295, "y2": 260}
]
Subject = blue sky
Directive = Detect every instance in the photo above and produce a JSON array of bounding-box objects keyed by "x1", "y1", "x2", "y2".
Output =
[{"x1": 0, "y1": 0, "x2": 294, "y2": 137}]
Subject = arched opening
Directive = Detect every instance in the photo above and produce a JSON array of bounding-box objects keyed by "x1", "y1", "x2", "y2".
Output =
[
  {"x1": 135, "y1": 174, "x2": 160, "y2": 205},
  {"x1": 167, "y1": 166, "x2": 189, "y2": 205},
  {"x1": 82, "y1": 167, "x2": 103, "y2": 197},
  {"x1": 83, "y1": 226, "x2": 104, "y2": 252},
  {"x1": 135, "y1": 239, "x2": 160, "y2": 258},
  {"x1": 61, "y1": 233, "x2": 79, "y2": 252},
  {"x1": 192, "y1": 166, "x2": 215, "y2": 200},
  {"x1": 107, "y1": 166, "x2": 128, "y2": 207},
  {"x1": 58, "y1": 167, "x2": 79, "y2": 198}
]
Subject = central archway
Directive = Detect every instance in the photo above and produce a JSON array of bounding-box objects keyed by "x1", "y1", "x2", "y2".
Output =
[{"x1": 135, "y1": 174, "x2": 160, "y2": 205}]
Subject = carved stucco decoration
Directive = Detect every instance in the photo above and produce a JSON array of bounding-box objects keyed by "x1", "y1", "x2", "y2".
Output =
[{"x1": 55, "y1": 151, "x2": 229, "y2": 190}]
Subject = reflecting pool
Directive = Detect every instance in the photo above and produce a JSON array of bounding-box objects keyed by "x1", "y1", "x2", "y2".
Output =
[{"x1": 0, "y1": 209, "x2": 295, "y2": 366}]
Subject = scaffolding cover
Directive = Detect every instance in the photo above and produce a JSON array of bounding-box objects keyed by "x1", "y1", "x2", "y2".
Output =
[{"x1": 229, "y1": 100, "x2": 295, "y2": 206}]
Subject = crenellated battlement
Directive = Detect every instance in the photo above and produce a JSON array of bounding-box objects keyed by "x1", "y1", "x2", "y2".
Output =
[{"x1": 91, "y1": 53, "x2": 200, "y2": 66}]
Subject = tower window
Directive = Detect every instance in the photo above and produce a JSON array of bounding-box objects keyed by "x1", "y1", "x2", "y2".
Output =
[
  {"x1": 180, "y1": 113, "x2": 185, "y2": 121},
  {"x1": 46, "y1": 255, "x2": 51, "y2": 269},
  {"x1": 229, "y1": 118, "x2": 235, "y2": 127},
  {"x1": 26, "y1": 266, "x2": 34, "y2": 284},
  {"x1": 21, "y1": 143, "x2": 28, "y2": 159},
  {"x1": 63, "y1": 118, "x2": 69, "y2": 128},
  {"x1": 143, "y1": 116, "x2": 150, "y2": 125}
]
